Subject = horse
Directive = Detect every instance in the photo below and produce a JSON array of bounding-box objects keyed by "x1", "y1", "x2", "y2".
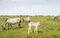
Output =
[
  {"x1": 22, "y1": 17, "x2": 30, "y2": 23},
  {"x1": 2, "y1": 18, "x2": 21, "y2": 30},
  {"x1": 28, "y1": 21, "x2": 40, "y2": 34}
]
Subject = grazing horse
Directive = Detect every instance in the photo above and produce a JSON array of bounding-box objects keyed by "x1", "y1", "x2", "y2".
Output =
[
  {"x1": 28, "y1": 22, "x2": 40, "y2": 34},
  {"x1": 2, "y1": 18, "x2": 21, "y2": 30},
  {"x1": 22, "y1": 17, "x2": 30, "y2": 23}
]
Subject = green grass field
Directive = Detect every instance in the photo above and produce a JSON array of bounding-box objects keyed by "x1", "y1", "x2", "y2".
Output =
[{"x1": 0, "y1": 16, "x2": 60, "y2": 38}]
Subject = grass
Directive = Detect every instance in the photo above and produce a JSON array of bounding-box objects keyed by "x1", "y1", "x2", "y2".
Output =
[{"x1": 0, "y1": 16, "x2": 60, "y2": 38}]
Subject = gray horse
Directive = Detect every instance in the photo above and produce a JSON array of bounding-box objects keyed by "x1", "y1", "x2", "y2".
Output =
[
  {"x1": 2, "y1": 18, "x2": 21, "y2": 30},
  {"x1": 22, "y1": 17, "x2": 30, "y2": 23}
]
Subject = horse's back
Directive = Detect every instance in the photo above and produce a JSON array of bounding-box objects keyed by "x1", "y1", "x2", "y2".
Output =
[
  {"x1": 24, "y1": 17, "x2": 30, "y2": 21},
  {"x1": 28, "y1": 22, "x2": 40, "y2": 26},
  {"x1": 6, "y1": 18, "x2": 21, "y2": 23}
]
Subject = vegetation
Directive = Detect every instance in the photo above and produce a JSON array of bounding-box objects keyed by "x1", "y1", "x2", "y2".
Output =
[{"x1": 0, "y1": 16, "x2": 60, "y2": 38}]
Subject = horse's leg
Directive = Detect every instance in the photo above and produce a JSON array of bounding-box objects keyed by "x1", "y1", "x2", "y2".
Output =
[
  {"x1": 8, "y1": 24, "x2": 10, "y2": 30},
  {"x1": 34, "y1": 26, "x2": 38, "y2": 34},
  {"x1": 28, "y1": 26, "x2": 31, "y2": 34},
  {"x1": 18, "y1": 21, "x2": 21, "y2": 28},
  {"x1": 10, "y1": 24, "x2": 13, "y2": 29},
  {"x1": 36, "y1": 26, "x2": 38, "y2": 34},
  {"x1": 34, "y1": 26, "x2": 36, "y2": 33}
]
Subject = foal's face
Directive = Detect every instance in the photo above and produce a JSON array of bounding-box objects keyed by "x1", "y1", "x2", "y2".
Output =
[{"x1": 38, "y1": 22, "x2": 40, "y2": 25}]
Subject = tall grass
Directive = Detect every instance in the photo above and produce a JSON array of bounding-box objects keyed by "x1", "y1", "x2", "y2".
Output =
[{"x1": 0, "y1": 16, "x2": 60, "y2": 38}]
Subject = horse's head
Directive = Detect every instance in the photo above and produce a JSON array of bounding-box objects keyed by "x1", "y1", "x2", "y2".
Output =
[
  {"x1": 37, "y1": 22, "x2": 40, "y2": 25},
  {"x1": 2, "y1": 18, "x2": 8, "y2": 30},
  {"x1": 22, "y1": 17, "x2": 30, "y2": 23},
  {"x1": 2, "y1": 23, "x2": 6, "y2": 30}
]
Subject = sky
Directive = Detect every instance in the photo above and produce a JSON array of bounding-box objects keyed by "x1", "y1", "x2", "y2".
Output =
[{"x1": 0, "y1": 0, "x2": 60, "y2": 16}]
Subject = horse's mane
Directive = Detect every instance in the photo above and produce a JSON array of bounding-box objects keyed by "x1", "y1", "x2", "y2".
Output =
[{"x1": 5, "y1": 18, "x2": 8, "y2": 22}]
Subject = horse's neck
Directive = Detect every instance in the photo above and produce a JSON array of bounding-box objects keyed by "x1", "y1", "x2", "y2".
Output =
[{"x1": 3, "y1": 22, "x2": 7, "y2": 25}]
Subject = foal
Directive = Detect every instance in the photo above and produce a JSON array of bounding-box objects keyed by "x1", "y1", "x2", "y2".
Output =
[{"x1": 28, "y1": 22, "x2": 40, "y2": 34}]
